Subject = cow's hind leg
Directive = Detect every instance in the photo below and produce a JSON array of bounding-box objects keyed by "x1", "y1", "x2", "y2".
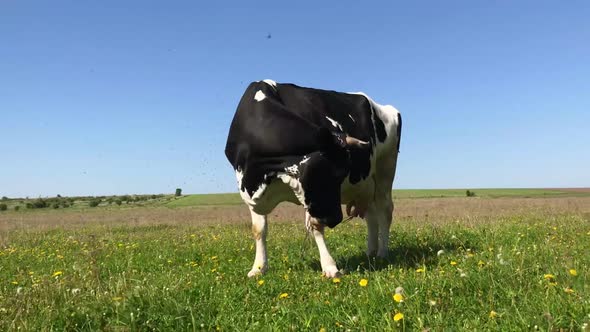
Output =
[
  {"x1": 248, "y1": 208, "x2": 268, "y2": 277},
  {"x1": 367, "y1": 151, "x2": 397, "y2": 258},
  {"x1": 378, "y1": 199, "x2": 394, "y2": 258},
  {"x1": 366, "y1": 194, "x2": 394, "y2": 259},
  {"x1": 307, "y1": 212, "x2": 340, "y2": 278}
]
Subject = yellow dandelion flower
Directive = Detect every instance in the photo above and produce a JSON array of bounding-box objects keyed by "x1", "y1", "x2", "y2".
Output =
[
  {"x1": 279, "y1": 293, "x2": 289, "y2": 299},
  {"x1": 11, "y1": 281, "x2": 18, "y2": 285},
  {"x1": 393, "y1": 312, "x2": 404, "y2": 321},
  {"x1": 52, "y1": 271, "x2": 63, "y2": 278},
  {"x1": 319, "y1": 328, "x2": 326, "y2": 332},
  {"x1": 543, "y1": 274, "x2": 555, "y2": 280},
  {"x1": 450, "y1": 261, "x2": 457, "y2": 266},
  {"x1": 211, "y1": 256, "x2": 218, "y2": 260},
  {"x1": 569, "y1": 269, "x2": 577, "y2": 276},
  {"x1": 478, "y1": 260, "x2": 485, "y2": 267},
  {"x1": 489, "y1": 310, "x2": 498, "y2": 319},
  {"x1": 393, "y1": 293, "x2": 404, "y2": 303},
  {"x1": 416, "y1": 268, "x2": 425, "y2": 273},
  {"x1": 359, "y1": 279, "x2": 368, "y2": 287},
  {"x1": 332, "y1": 277, "x2": 341, "y2": 284},
  {"x1": 258, "y1": 280, "x2": 264, "y2": 286},
  {"x1": 564, "y1": 287, "x2": 575, "y2": 294}
]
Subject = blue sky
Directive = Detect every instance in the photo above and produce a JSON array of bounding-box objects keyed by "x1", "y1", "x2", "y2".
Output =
[{"x1": 1, "y1": 1, "x2": 589, "y2": 197}]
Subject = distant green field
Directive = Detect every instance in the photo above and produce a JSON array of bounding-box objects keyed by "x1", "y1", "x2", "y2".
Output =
[
  {"x1": 391, "y1": 188, "x2": 585, "y2": 199},
  {"x1": 166, "y1": 188, "x2": 589, "y2": 207},
  {"x1": 166, "y1": 193, "x2": 244, "y2": 207}
]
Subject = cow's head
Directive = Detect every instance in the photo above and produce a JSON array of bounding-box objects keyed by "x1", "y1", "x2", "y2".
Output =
[{"x1": 299, "y1": 128, "x2": 369, "y2": 228}]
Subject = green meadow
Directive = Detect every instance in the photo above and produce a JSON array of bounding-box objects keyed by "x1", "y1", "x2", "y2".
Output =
[{"x1": 1, "y1": 189, "x2": 589, "y2": 330}]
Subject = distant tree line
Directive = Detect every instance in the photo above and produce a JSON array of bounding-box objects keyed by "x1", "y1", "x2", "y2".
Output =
[{"x1": 0, "y1": 193, "x2": 172, "y2": 212}]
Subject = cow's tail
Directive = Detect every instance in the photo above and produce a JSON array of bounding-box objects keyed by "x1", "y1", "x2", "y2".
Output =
[{"x1": 396, "y1": 112, "x2": 402, "y2": 153}]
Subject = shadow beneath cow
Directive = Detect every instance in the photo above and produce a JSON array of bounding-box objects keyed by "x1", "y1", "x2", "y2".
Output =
[{"x1": 308, "y1": 242, "x2": 475, "y2": 273}]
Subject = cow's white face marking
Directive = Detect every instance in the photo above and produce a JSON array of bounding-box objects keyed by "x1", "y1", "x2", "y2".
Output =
[
  {"x1": 262, "y1": 79, "x2": 277, "y2": 89},
  {"x1": 325, "y1": 116, "x2": 343, "y2": 131},
  {"x1": 254, "y1": 90, "x2": 266, "y2": 102},
  {"x1": 300, "y1": 156, "x2": 310, "y2": 164},
  {"x1": 348, "y1": 114, "x2": 355, "y2": 123}
]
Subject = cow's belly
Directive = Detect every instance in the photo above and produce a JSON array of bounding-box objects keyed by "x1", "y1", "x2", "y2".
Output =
[
  {"x1": 242, "y1": 176, "x2": 303, "y2": 216},
  {"x1": 340, "y1": 174, "x2": 375, "y2": 206}
]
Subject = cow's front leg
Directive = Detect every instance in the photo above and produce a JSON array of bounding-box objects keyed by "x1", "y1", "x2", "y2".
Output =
[
  {"x1": 307, "y1": 212, "x2": 340, "y2": 278},
  {"x1": 248, "y1": 208, "x2": 268, "y2": 277}
]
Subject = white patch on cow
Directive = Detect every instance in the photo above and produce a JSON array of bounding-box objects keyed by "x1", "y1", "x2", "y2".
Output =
[
  {"x1": 251, "y1": 182, "x2": 267, "y2": 200},
  {"x1": 254, "y1": 90, "x2": 266, "y2": 102},
  {"x1": 262, "y1": 79, "x2": 277, "y2": 90},
  {"x1": 285, "y1": 164, "x2": 299, "y2": 176},
  {"x1": 235, "y1": 169, "x2": 244, "y2": 187},
  {"x1": 277, "y1": 174, "x2": 306, "y2": 206},
  {"x1": 325, "y1": 116, "x2": 343, "y2": 131},
  {"x1": 300, "y1": 156, "x2": 310, "y2": 164},
  {"x1": 348, "y1": 114, "x2": 355, "y2": 123}
]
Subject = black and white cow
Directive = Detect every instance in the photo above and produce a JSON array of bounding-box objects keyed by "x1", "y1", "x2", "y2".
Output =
[{"x1": 224, "y1": 79, "x2": 402, "y2": 278}]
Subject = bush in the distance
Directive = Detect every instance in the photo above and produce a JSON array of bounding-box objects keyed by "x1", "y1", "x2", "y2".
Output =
[
  {"x1": 33, "y1": 199, "x2": 48, "y2": 209},
  {"x1": 0, "y1": 203, "x2": 7, "y2": 211},
  {"x1": 88, "y1": 199, "x2": 101, "y2": 207}
]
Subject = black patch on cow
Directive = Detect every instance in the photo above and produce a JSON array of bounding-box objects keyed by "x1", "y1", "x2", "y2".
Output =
[{"x1": 374, "y1": 110, "x2": 387, "y2": 143}]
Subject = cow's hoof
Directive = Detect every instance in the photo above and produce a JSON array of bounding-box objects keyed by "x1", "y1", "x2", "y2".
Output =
[
  {"x1": 322, "y1": 266, "x2": 341, "y2": 278},
  {"x1": 247, "y1": 267, "x2": 267, "y2": 277}
]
